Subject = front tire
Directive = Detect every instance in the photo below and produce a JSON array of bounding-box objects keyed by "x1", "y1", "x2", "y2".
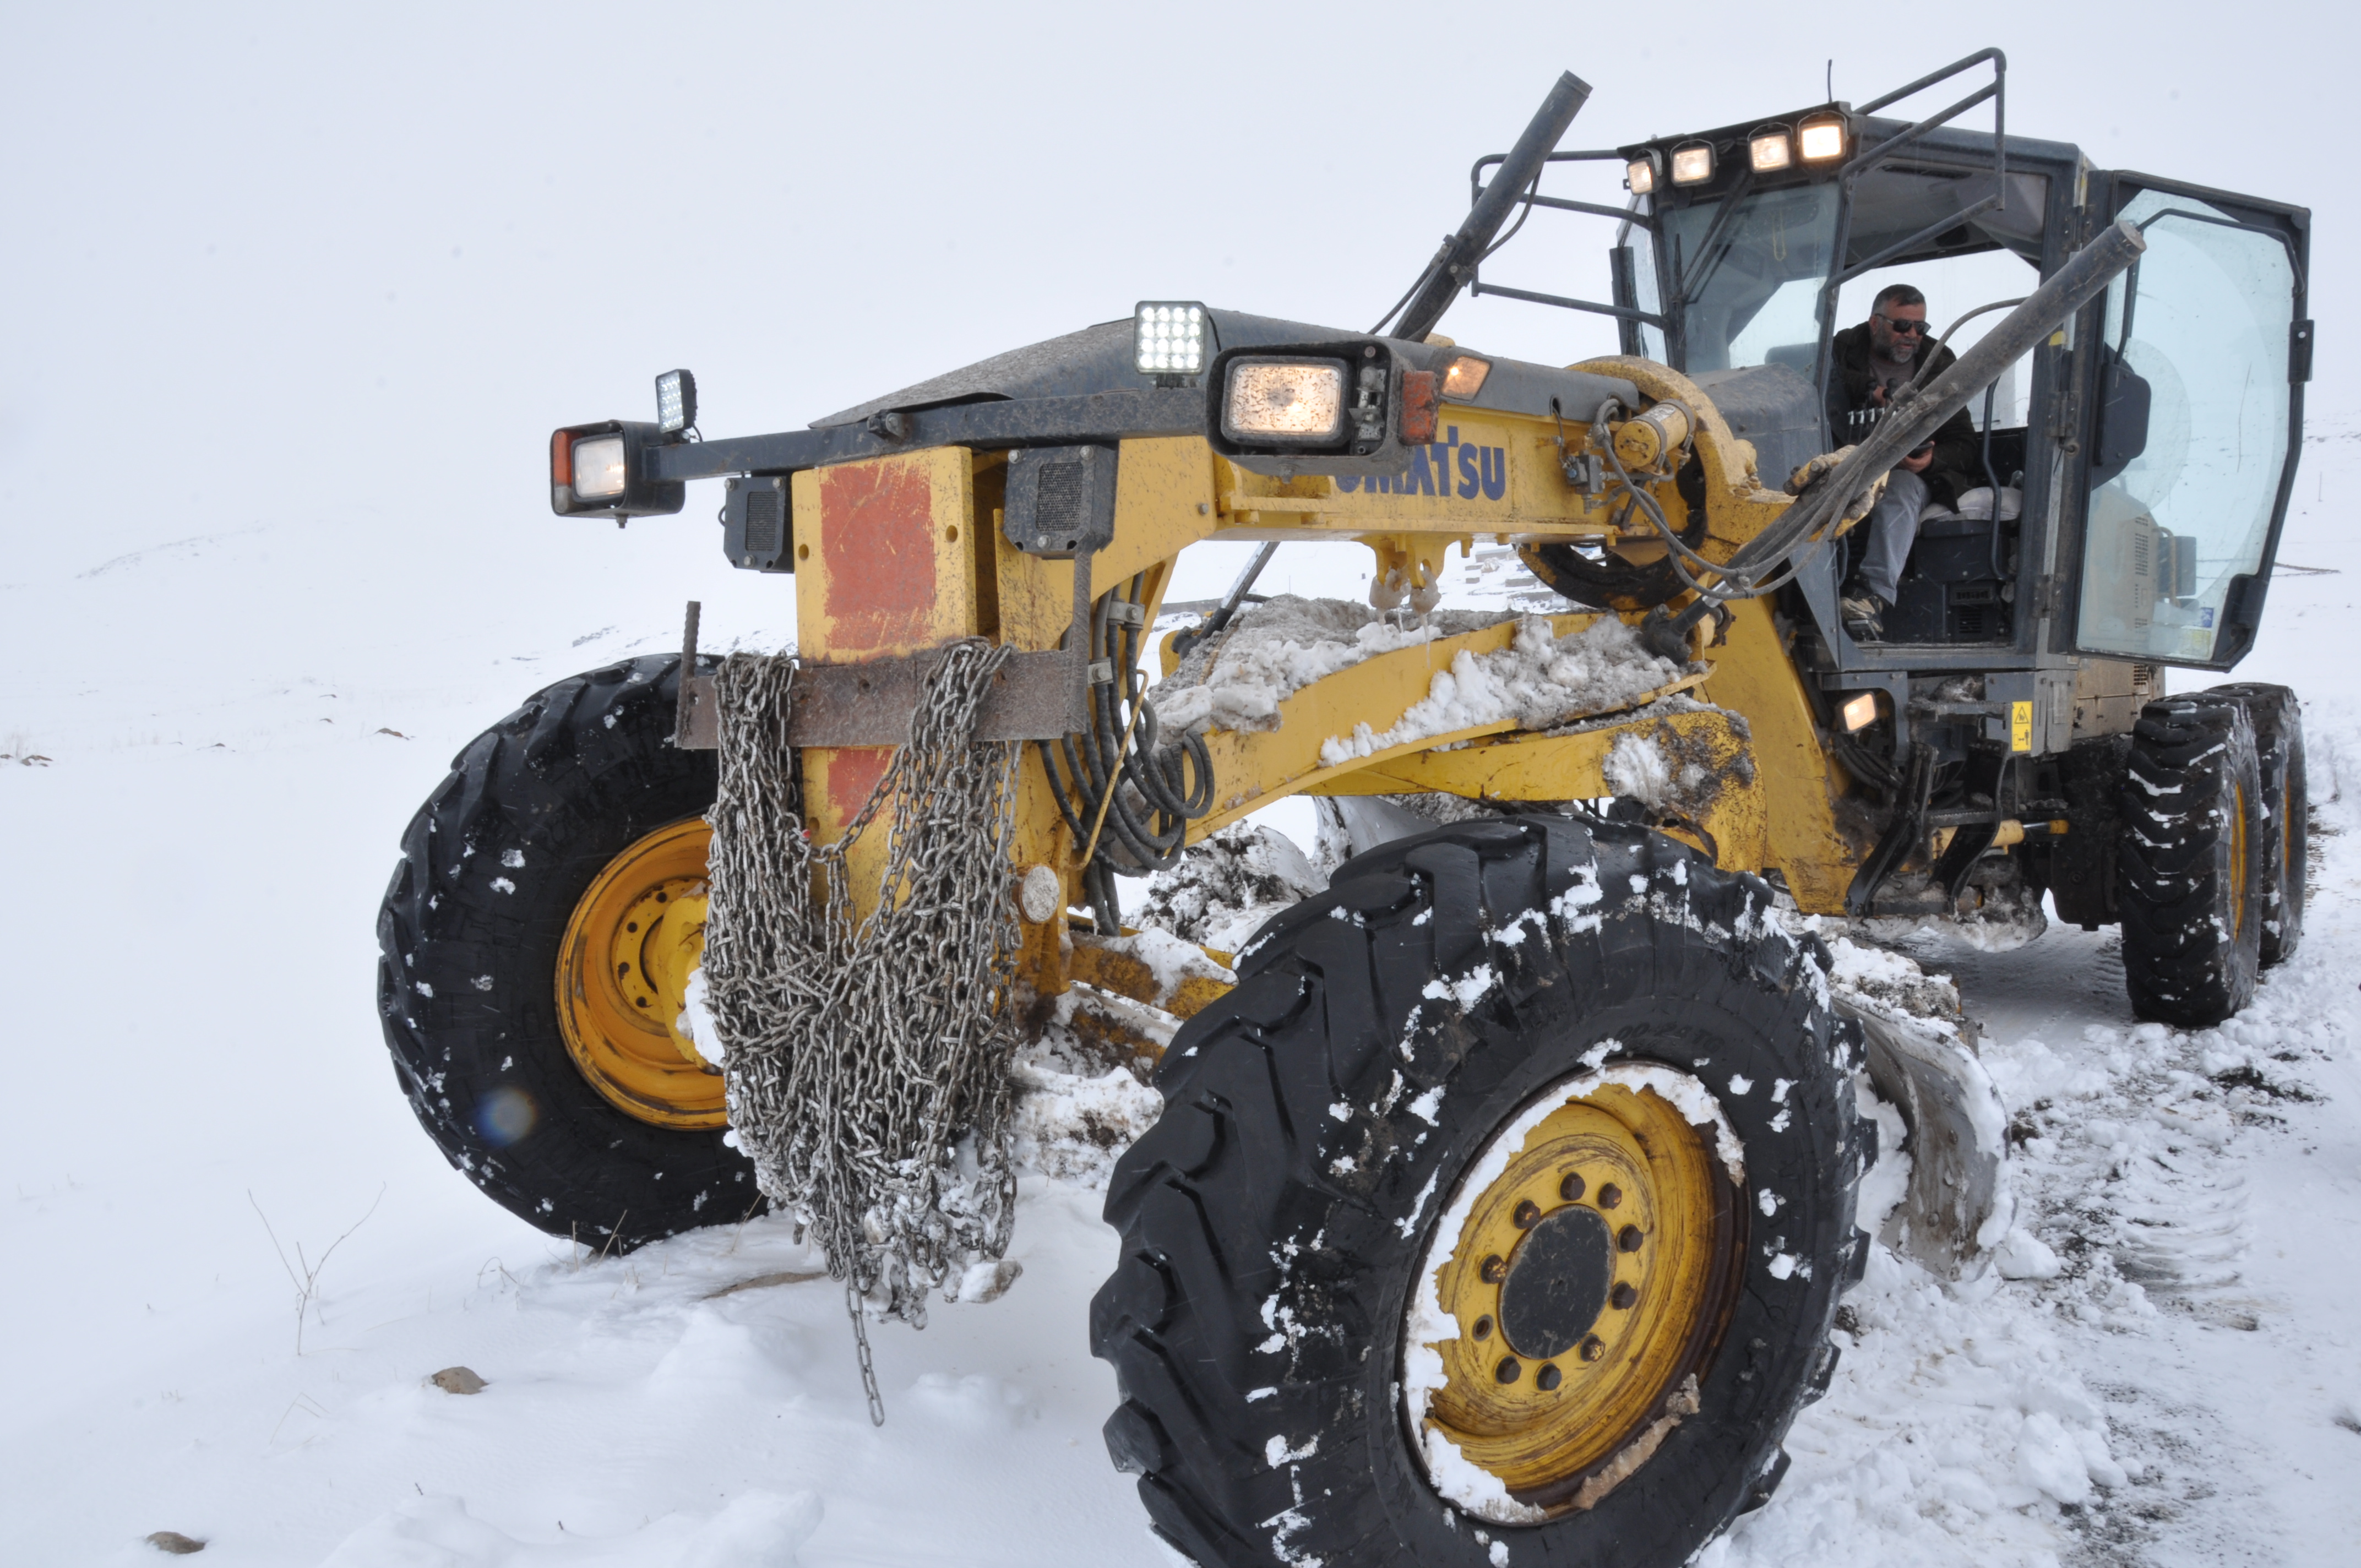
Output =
[
  {"x1": 375, "y1": 653, "x2": 760, "y2": 1251},
  {"x1": 1091, "y1": 819, "x2": 1869, "y2": 1568}
]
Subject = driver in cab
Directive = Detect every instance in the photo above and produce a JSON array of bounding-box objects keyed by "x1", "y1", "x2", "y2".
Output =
[{"x1": 1827, "y1": 283, "x2": 1979, "y2": 641}]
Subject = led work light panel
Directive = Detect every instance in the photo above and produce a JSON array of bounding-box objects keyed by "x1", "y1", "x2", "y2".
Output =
[
  {"x1": 656, "y1": 368, "x2": 697, "y2": 435},
  {"x1": 1135, "y1": 302, "x2": 1206, "y2": 374}
]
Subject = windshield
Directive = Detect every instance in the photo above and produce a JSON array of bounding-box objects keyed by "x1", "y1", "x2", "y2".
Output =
[{"x1": 1660, "y1": 184, "x2": 1842, "y2": 374}]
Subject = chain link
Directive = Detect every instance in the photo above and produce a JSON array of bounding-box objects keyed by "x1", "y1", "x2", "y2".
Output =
[
  {"x1": 847, "y1": 1283, "x2": 885, "y2": 1426},
  {"x1": 700, "y1": 639, "x2": 1024, "y2": 1342}
]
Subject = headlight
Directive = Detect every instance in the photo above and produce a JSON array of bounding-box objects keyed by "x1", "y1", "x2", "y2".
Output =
[
  {"x1": 548, "y1": 418, "x2": 686, "y2": 519},
  {"x1": 1624, "y1": 155, "x2": 1657, "y2": 195},
  {"x1": 1798, "y1": 113, "x2": 1846, "y2": 163},
  {"x1": 573, "y1": 434, "x2": 628, "y2": 499},
  {"x1": 1669, "y1": 141, "x2": 1713, "y2": 186},
  {"x1": 1135, "y1": 301, "x2": 1206, "y2": 374},
  {"x1": 1220, "y1": 358, "x2": 1348, "y2": 446},
  {"x1": 1748, "y1": 127, "x2": 1792, "y2": 172}
]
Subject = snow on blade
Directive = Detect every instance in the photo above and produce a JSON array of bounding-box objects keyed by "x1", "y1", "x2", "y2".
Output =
[
  {"x1": 1150, "y1": 596, "x2": 1518, "y2": 736},
  {"x1": 1319, "y1": 615, "x2": 1688, "y2": 767}
]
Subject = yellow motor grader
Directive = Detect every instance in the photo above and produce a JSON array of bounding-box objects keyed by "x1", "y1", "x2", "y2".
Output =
[{"x1": 377, "y1": 51, "x2": 2311, "y2": 1568}]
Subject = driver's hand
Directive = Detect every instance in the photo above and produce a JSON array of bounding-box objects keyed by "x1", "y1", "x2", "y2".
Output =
[
  {"x1": 1867, "y1": 382, "x2": 1890, "y2": 407},
  {"x1": 1902, "y1": 448, "x2": 1933, "y2": 474}
]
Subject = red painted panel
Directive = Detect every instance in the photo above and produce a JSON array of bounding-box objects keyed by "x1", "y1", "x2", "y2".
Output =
[
  {"x1": 818, "y1": 461, "x2": 938, "y2": 654},
  {"x1": 823, "y1": 747, "x2": 895, "y2": 829}
]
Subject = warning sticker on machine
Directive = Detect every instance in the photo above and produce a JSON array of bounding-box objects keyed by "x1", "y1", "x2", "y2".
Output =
[{"x1": 2010, "y1": 700, "x2": 2033, "y2": 753}]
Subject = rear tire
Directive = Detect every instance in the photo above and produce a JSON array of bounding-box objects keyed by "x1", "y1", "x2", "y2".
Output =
[
  {"x1": 2210, "y1": 683, "x2": 2305, "y2": 966},
  {"x1": 1091, "y1": 819, "x2": 1869, "y2": 1568},
  {"x1": 2117, "y1": 694, "x2": 2266, "y2": 1027},
  {"x1": 375, "y1": 653, "x2": 760, "y2": 1252}
]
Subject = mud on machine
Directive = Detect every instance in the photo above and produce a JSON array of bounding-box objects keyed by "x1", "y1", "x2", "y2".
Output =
[{"x1": 377, "y1": 50, "x2": 2311, "y2": 1568}]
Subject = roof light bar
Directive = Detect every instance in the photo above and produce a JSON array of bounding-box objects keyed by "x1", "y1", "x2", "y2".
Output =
[{"x1": 1798, "y1": 113, "x2": 1847, "y2": 162}]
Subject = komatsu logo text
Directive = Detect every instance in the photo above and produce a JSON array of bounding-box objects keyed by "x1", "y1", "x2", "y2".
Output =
[{"x1": 1337, "y1": 425, "x2": 1508, "y2": 500}]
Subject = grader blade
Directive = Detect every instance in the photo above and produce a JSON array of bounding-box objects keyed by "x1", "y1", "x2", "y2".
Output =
[{"x1": 1840, "y1": 998, "x2": 2010, "y2": 1280}]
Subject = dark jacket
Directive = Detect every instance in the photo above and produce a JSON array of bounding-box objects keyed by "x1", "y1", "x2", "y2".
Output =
[{"x1": 1826, "y1": 321, "x2": 1981, "y2": 508}]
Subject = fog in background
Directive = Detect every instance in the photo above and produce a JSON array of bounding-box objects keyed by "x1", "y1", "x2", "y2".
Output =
[{"x1": 2, "y1": 1, "x2": 2344, "y2": 688}]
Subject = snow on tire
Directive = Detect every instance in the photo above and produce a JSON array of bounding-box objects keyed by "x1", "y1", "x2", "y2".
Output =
[{"x1": 1090, "y1": 817, "x2": 1870, "y2": 1568}]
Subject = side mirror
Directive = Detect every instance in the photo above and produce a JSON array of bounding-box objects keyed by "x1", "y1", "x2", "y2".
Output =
[{"x1": 2088, "y1": 341, "x2": 2151, "y2": 488}]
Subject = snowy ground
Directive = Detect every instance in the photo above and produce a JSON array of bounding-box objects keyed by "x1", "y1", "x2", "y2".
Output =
[{"x1": 10, "y1": 455, "x2": 2361, "y2": 1562}]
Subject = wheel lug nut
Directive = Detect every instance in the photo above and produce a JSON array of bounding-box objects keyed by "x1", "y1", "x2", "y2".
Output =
[
  {"x1": 1481, "y1": 1254, "x2": 1506, "y2": 1283},
  {"x1": 1559, "y1": 1172, "x2": 1586, "y2": 1201},
  {"x1": 1597, "y1": 1183, "x2": 1623, "y2": 1209},
  {"x1": 1513, "y1": 1200, "x2": 1542, "y2": 1228},
  {"x1": 1579, "y1": 1335, "x2": 1605, "y2": 1362},
  {"x1": 1495, "y1": 1357, "x2": 1521, "y2": 1384},
  {"x1": 1618, "y1": 1224, "x2": 1644, "y2": 1253},
  {"x1": 1611, "y1": 1282, "x2": 1639, "y2": 1309},
  {"x1": 1536, "y1": 1363, "x2": 1562, "y2": 1391}
]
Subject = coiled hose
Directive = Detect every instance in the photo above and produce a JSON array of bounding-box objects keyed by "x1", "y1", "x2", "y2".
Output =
[{"x1": 1035, "y1": 572, "x2": 1215, "y2": 935}]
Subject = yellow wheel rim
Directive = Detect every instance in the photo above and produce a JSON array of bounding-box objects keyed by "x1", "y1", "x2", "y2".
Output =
[
  {"x1": 2230, "y1": 781, "x2": 2250, "y2": 938},
  {"x1": 1404, "y1": 1067, "x2": 1743, "y2": 1520},
  {"x1": 556, "y1": 816, "x2": 726, "y2": 1129}
]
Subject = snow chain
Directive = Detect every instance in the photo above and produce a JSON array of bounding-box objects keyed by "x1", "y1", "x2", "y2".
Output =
[{"x1": 700, "y1": 639, "x2": 1025, "y2": 1357}]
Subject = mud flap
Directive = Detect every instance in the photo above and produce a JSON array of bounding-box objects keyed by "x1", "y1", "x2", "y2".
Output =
[{"x1": 1838, "y1": 997, "x2": 2010, "y2": 1280}]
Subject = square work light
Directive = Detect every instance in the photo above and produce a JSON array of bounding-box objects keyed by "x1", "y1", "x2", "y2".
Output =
[
  {"x1": 655, "y1": 368, "x2": 698, "y2": 435},
  {"x1": 1135, "y1": 302, "x2": 1207, "y2": 375}
]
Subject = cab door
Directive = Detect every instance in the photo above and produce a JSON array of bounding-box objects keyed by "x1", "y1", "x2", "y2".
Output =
[{"x1": 2069, "y1": 176, "x2": 2311, "y2": 669}]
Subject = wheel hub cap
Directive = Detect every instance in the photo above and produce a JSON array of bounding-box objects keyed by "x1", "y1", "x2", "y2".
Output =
[{"x1": 1498, "y1": 1205, "x2": 1614, "y2": 1360}]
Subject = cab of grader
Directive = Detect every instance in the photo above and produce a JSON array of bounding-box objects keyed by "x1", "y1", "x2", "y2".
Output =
[{"x1": 377, "y1": 50, "x2": 2310, "y2": 1568}]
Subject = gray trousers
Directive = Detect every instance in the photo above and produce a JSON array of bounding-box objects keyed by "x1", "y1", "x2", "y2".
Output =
[{"x1": 1856, "y1": 467, "x2": 1928, "y2": 605}]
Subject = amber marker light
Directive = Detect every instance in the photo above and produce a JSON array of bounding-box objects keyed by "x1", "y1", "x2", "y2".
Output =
[{"x1": 1442, "y1": 355, "x2": 1493, "y2": 399}]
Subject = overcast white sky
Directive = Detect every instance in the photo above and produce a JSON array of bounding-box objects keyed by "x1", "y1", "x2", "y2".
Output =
[{"x1": 0, "y1": 2, "x2": 2346, "y2": 635}]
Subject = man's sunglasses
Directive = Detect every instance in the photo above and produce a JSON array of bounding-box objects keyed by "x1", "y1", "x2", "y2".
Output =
[{"x1": 1875, "y1": 313, "x2": 1930, "y2": 336}]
